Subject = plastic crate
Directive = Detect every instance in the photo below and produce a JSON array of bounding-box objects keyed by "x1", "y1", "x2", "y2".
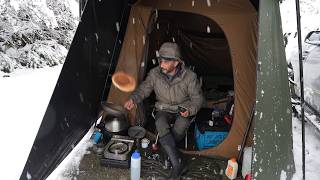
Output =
[{"x1": 195, "y1": 124, "x2": 228, "y2": 150}]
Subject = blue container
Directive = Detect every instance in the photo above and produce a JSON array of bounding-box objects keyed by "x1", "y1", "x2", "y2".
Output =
[
  {"x1": 92, "y1": 130, "x2": 102, "y2": 144},
  {"x1": 195, "y1": 124, "x2": 228, "y2": 150}
]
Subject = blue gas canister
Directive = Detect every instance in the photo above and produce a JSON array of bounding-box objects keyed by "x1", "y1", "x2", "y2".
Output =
[{"x1": 92, "y1": 130, "x2": 102, "y2": 144}]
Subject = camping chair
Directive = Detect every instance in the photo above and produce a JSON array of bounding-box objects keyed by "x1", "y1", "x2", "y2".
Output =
[{"x1": 151, "y1": 108, "x2": 196, "y2": 149}]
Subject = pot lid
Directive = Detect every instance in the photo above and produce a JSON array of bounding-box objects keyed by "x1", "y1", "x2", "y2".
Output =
[{"x1": 101, "y1": 101, "x2": 128, "y2": 118}]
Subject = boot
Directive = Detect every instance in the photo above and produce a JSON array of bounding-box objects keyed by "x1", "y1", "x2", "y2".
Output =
[{"x1": 159, "y1": 133, "x2": 185, "y2": 180}]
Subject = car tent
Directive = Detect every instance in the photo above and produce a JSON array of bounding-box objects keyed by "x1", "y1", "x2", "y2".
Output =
[{"x1": 20, "y1": 0, "x2": 295, "y2": 180}]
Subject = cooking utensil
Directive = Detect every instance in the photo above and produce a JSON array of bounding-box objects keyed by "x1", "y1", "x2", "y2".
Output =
[
  {"x1": 109, "y1": 142, "x2": 129, "y2": 154},
  {"x1": 152, "y1": 133, "x2": 159, "y2": 152},
  {"x1": 101, "y1": 101, "x2": 128, "y2": 118},
  {"x1": 101, "y1": 101, "x2": 129, "y2": 133},
  {"x1": 104, "y1": 116, "x2": 129, "y2": 133},
  {"x1": 128, "y1": 126, "x2": 146, "y2": 139},
  {"x1": 104, "y1": 135, "x2": 134, "y2": 161}
]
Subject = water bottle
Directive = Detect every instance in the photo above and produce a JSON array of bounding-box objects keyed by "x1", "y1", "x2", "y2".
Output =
[
  {"x1": 225, "y1": 158, "x2": 238, "y2": 179},
  {"x1": 130, "y1": 150, "x2": 141, "y2": 180}
]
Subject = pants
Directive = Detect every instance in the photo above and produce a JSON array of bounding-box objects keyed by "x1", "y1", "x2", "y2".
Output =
[{"x1": 155, "y1": 111, "x2": 191, "y2": 142}]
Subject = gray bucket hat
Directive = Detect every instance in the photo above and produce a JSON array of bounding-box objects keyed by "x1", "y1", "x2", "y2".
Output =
[{"x1": 158, "y1": 42, "x2": 182, "y2": 62}]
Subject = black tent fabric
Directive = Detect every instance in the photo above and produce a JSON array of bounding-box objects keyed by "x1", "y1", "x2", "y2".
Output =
[{"x1": 19, "y1": 0, "x2": 132, "y2": 179}]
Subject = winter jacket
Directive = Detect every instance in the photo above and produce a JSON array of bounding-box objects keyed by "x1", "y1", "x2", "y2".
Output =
[{"x1": 130, "y1": 64, "x2": 204, "y2": 116}]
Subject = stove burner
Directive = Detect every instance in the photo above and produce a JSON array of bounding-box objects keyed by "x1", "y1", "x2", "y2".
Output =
[
  {"x1": 108, "y1": 142, "x2": 129, "y2": 154},
  {"x1": 104, "y1": 135, "x2": 134, "y2": 161}
]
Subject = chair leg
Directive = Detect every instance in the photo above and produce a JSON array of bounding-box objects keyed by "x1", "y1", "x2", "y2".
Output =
[
  {"x1": 185, "y1": 131, "x2": 188, "y2": 149},
  {"x1": 185, "y1": 117, "x2": 196, "y2": 150}
]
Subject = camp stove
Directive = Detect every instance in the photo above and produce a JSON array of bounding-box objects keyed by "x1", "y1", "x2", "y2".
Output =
[{"x1": 101, "y1": 135, "x2": 134, "y2": 168}]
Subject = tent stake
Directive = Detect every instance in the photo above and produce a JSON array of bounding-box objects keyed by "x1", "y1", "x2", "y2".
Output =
[{"x1": 294, "y1": 0, "x2": 306, "y2": 179}]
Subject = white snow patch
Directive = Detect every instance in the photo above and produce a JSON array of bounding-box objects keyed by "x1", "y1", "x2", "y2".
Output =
[
  {"x1": 291, "y1": 115, "x2": 320, "y2": 179},
  {"x1": 10, "y1": 0, "x2": 20, "y2": 11},
  {"x1": 47, "y1": 126, "x2": 94, "y2": 180},
  {"x1": 307, "y1": 114, "x2": 320, "y2": 130},
  {"x1": 26, "y1": 172, "x2": 32, "y2": 180},
  {"x1": 0, "y1": 65, "x2": 62, "y2": 180},
  {"x1": 17, "y1": 0, "x2": 58, "y2": 28},
  {"x1": 280, "y1": 0, "x2": 320, "y2": 60},
  {"x1": 280, "y1": 170, "x2": 287, "y2": 180},
  {"x1": 68, "y1": 0, "x2": 79, "y2": 19}
]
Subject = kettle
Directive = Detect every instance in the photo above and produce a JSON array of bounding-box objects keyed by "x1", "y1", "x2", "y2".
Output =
[{"x1": 100, "y1": 101, "x2": 129, "y2": 133}]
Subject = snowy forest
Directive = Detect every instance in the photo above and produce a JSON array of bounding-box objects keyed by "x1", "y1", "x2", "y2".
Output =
[{"x1": 0, "y1": 0, "x2": 79, "y2": 74}]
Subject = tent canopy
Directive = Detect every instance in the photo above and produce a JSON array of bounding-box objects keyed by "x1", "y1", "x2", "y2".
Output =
[{"x1": 108, "y1": 0, "x2": 257, "y2": 158}]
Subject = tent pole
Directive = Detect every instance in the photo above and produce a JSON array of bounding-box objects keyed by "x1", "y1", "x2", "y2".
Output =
[
  {"x1": 237, "y1": 104, "x2": 255, "y2": 163},
  {"x1": 294, "y1": 0, "x2": 306, "y2": 179}
]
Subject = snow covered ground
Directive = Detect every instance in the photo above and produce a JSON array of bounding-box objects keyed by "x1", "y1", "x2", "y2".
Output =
[
  {"x1": 46, "y1": 126, "x2": 94, "y2": 180},
  {"x1": 0, "y1": 65, "x2": 95, "y2": 180},
  {"x1": 0, "y1": 66, "x2": 62, "y2": 180},
  {"x1": 291, "y1": 115, "x2": 320, "y2": 180}
]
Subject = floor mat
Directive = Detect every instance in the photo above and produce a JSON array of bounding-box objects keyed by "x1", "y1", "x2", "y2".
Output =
[
  {"x1": 142, "y1": 155, "x2": 228, "y2": 180},
  {"x1": 73, "y1": 142, "x2": 243, "y2": 180}
]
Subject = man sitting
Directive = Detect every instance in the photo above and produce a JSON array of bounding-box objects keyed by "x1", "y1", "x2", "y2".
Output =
[{"x1": 124, "y1": 42, "x2": 204, "y2": 180}]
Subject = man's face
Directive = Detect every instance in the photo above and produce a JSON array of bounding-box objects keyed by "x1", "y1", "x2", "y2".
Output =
[{"x1": 159, "y1": 59, "x2": 179, "y2": 74}]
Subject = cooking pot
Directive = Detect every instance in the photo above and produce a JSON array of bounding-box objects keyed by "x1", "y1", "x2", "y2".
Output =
[{"x1": 101, "y1": 101, "x2": 129, "y2": 133}]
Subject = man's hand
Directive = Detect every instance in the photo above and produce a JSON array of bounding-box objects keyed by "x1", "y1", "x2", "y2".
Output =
[
  {"x1": 124, "y1": 99, "x2": 135, "y2": 110},
  {"x1": 180, "y1": 110, "x2": 189, "y2": 117}
]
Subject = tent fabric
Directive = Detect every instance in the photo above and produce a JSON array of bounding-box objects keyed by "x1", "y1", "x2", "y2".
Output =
[
  {"x1": 107, "y1": 5, "x2": 153, "y2": 125},
  {"x1": 108, "y1": 0, "x2": 257, "y2": 158},
  {"x1": 252, "y1": 0, "x2": 295, "y2": 179}
]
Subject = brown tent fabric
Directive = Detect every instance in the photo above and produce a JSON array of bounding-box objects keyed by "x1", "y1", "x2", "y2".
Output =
[
  {"x1": 107, "y1": 0, "x2": 257, "y2": 158},
  {"x1": 107, "y1": 6, "x2": 153, "y2": 125}
]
